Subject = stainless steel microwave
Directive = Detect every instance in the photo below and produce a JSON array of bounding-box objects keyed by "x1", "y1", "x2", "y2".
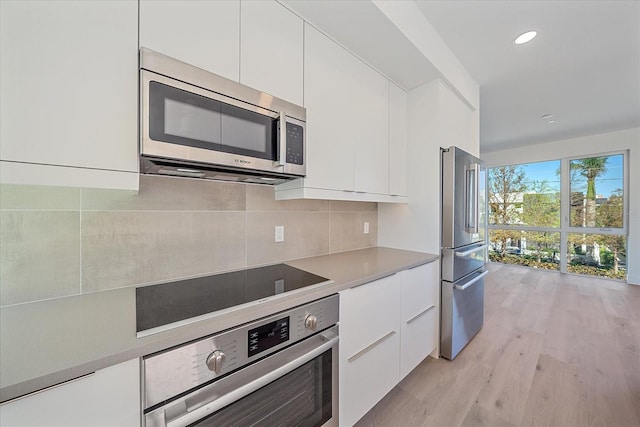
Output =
[{"x1": 140, "y1": 48, "x2": 306, "y2": 185}]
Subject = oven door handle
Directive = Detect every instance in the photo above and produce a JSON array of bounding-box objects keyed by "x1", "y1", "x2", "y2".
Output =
[{"x1": 165, "y1": 331, "x2": 339, "y2": 427}]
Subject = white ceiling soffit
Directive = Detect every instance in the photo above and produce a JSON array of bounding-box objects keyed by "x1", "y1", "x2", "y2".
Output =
[
  {"x1": 280, "y1": 0, "x2": 477, "y2": 108},
  {"x1": 415, "y1": 0, "x2": 640, "y2": 153}
]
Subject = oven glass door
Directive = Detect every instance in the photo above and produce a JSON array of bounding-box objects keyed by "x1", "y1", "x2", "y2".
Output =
[
  {"x1": 148, "y1": 81, "x2": 278, "y2": 161},
  {"x1": 195, "y1": 349, "x2": 332, "y2": 426}
]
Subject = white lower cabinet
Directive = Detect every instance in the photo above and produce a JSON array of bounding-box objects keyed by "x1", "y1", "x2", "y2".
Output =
[
  {"x1": 400, "y1": 305, "x2": 438, "y2": 379},
  {"x1": 339, "y1": 274, "x2": 400, "y2": 426},
  {"x1": 340, "y1": 329, "x2": 400, "y2": 427},
  {"x1": 0, "y1": 359, "x2": 140, "y2": 427},
  {"x1": 400, "y1": 262, "x2": 439, "y2": 379},
  {"x1": 339, "y1": 261, "x2": 439, "y2": 425}
]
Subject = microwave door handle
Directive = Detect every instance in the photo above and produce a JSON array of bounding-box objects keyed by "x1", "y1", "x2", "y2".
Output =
[{"x1": 274, "y1": 112, "x2": 286, "y2": 167}]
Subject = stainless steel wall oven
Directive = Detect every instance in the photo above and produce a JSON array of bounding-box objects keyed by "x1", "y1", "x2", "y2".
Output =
[{"x1": 142, "y1": 294, "x2": 339, "y2": 427}]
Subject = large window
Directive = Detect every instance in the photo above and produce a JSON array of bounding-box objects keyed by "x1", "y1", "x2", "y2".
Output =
[
  {"x1": 488, "y1": 160, "x2": 561, "y2": 270},
  {"x1": 487, "y1": 152, "x2": 627, "y2": 280}
]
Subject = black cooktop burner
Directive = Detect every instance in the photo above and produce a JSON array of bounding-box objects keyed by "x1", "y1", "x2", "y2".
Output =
[{"x1": 135, "y1": 264, "x2": 330, "y2": 334}]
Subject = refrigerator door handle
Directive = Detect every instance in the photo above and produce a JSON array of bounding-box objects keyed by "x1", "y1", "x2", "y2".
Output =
[
  {"x1": 454, "y1": 270, "x2": 489, "y2": 291},
  {"x1": 455, "y1": 244, "x2": 488, "y2": 258},
  {"x1": 465, "y1": 163, "x2": 480, "y2": 234}
]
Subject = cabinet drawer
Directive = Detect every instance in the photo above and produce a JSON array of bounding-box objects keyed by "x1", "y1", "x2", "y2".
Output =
[
  {"x1": 400, "y1": 305, "x2": 438, "y2": 379},
  {"x1": 401, "y1": 262, "x2": 439, "y2": 323},
  {"x1": 340, "y1": 274, "x2": 400, "y2": 359},
  {"x1": 340, "y1": 329, "x2": 400, "y2": 426}
]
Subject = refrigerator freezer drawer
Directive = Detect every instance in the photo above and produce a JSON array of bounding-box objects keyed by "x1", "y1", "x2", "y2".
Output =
[
  {"x1": 442, "y1": 242, "x2": 487, "y2": 282},
  {"x1": 440, "y1": 268, "x2": 486, "y2": 360}
]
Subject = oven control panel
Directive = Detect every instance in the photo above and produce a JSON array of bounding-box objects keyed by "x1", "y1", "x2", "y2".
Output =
[
  {"x1": 247, "y1": 316, "x2": 290, "y2": 357},
  {"x1": 142, "y1": 294, "x2": 339, "y2": 410}
]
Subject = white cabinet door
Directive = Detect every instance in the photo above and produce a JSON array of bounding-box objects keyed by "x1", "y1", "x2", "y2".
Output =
[
  {"x1": 389, "y1": 82, "x2": 408, "y2": 197},
  {"x1": 303, "y1": 24, "x2": 357, "y2": 192},
  {"x1": 276, "y1": 25, "x2": 403, "y2": 203},
  {"x1": 0, "y1": 359, "x2": 140, "y2": 427},
  {"x1": 400, "y1": 305, "x2": 438, "y2": 379},
  {"x1": 240, "y1": 1, "x2": 303, "y2": 106},
  {"x1": 339, "y1": 274, "x2": 400, "y2": 426},
  {"x1": 0, "y1": 0, "x2": 138, "y2": 189},
  {"x1": 339, "y1": 274, "x2": 400, "y2": 359},
  {"x1": 139, "y1": 0, "x2": 240, "y2": 82},
  {"x1": 352, "y1": 65, "x2": 389, "y2": 195},
  {"x1": 303, "y1": 25, "x2": 389, "y2": 195},
  {"x1": 400, "y1": 262, "x2": 439, "y2": 379},
  {"x1": 340, "y1": 330, "x2": 400, "y2": 427},
  {"x1": 401, "y1": 262, "x2": 439, "y2": 323},
  {"x1": 305, "y1": 23, "x2": 390, "y2": 194}
]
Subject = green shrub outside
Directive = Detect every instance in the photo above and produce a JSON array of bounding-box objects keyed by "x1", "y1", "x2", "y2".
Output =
[{"x1": 488, "y1": 252, "x2": 626, "y2": 280}]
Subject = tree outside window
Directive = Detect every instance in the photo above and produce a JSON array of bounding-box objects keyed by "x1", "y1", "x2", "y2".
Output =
[{"x1": 488, "y1": 165, "x2": 527, "y2": 256}]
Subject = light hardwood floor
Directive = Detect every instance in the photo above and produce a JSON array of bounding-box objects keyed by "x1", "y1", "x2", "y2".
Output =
[{"x1": 355, "y1": 263, "x2": 640, "y2": 427}]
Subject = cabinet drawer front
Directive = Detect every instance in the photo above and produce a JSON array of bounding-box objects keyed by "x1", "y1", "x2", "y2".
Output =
[
  {"x1": 401, "y1": 262, "x2": 439, "y2": 322},
  {"x1": 339, "y1": 330, "x2": 400, "y2": 427},
  {"x1": 340, "y1": 274, "x2": 400, "y2": 359},
  {"x1": 400, "y1": 305, "x2": 438, "y2": 379}
]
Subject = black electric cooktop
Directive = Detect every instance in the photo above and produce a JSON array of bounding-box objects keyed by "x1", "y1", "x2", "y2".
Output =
[{"x1": 136, "y1": 264, "x2": 330, "y2": 335}]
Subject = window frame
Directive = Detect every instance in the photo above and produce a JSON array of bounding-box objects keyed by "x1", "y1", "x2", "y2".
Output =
[{"x1": 487, "y1": 149, "x2": 629, "y2": 277}]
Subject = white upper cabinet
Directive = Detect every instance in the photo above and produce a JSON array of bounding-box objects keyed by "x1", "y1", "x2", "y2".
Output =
[
  {"x1": 139, "y1": 0, "x2": 240, "y2": 82},
  {"x1": 389, "y1": 82, "x2": 408, "y2": 197},
  {"x1": 240, "y1": 1, "x2": 303, "y2": 105},
  {"x1": 304, "y1": 23, "x2": 389, "y2": 194},
  {"x1": 276, "y1": 24, "x2": 403, "y2": 203},
  {"x1": 353, "y1": 75, "x2": 389, "y2": 195},
  {"x1": 0, "y1": 0, "x2": 138, "y2": 190},
  {"x1": 300, "y1": 24, "x2": 358, "y2": 192}
]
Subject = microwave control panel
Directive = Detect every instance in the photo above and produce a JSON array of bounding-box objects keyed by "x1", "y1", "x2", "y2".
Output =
[{"x1": 285, "y1": 123, "x2": 304, "y2": 165}]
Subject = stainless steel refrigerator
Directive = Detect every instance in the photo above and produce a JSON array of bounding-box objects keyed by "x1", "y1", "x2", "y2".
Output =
[{"x1": 440, "y1": 146, "x2": 488, "y2": 360}]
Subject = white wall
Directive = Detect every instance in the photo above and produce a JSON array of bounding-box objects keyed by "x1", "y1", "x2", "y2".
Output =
[
  {"x1": 481, "y1": 127, "x2": 640, "y2": 285},
  {"x1": 372, "y1": 0, "x2": 479, "y2": 110},
  {"x1": 379, "y1": 80, "x2": 479, "y2": 253}
]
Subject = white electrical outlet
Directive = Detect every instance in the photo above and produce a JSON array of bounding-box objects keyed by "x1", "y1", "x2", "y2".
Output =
[
  {"x1": 364, "y1": 221, "x2": 370, "y2": 234},
  {"x1": 275, "y1": 225, "x2": 285, "y2": 242},
  {"x1": 274, "y1": 279, "x2": 285, "y2": 294}
]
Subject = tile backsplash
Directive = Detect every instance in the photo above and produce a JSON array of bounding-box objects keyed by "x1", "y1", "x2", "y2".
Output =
[{"x1": 0, "y1": 175, "x2": 377, "y2": 306}]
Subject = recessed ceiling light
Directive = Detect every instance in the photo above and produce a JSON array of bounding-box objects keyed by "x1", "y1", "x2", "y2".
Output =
[{"x1": 515, "y1": 30, "x2": 537, "y2": 45}]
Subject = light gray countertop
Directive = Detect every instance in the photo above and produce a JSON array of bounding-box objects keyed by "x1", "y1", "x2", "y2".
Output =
[{"x1": 0, "y1": 247, "x2": 437, "y2": 403}]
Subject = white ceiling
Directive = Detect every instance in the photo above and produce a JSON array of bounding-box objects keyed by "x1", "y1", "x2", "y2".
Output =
[
  {"x1": 415, "y1": 0, "x2": 640, "y2": 152},
  {"x1": 282, "y1": 0, "x2": 640, "y2": 154}
]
